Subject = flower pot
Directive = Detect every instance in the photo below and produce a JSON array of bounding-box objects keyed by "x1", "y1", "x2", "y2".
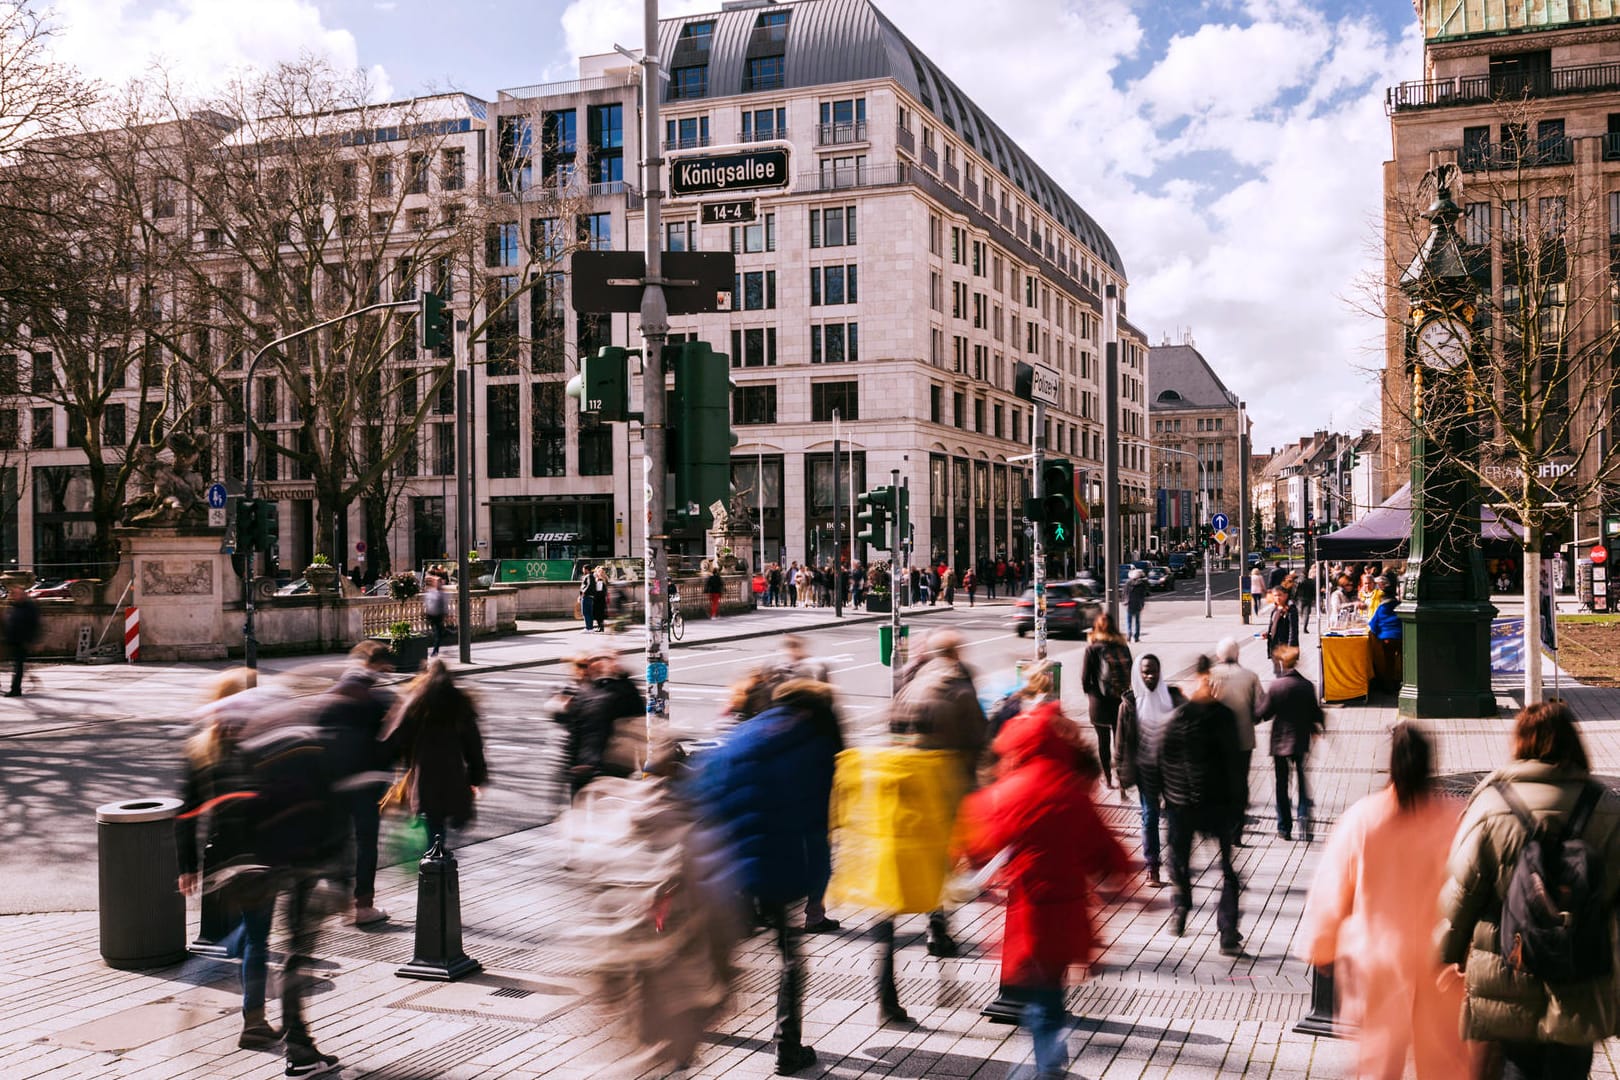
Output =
[
  {"x1": 305, "y1": 564, "x2": 339, "y2": 592},
  {"x1": 865, "y1": 593, "x2": 892, "y2": 613},
  {"x1": 372, "y1": 634, "x2": 429, "y2": 674}
]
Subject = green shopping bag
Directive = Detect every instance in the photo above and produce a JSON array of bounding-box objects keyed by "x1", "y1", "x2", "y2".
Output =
[{"x1": 387, "y1": 814, "x2": 432, "y2": 864}]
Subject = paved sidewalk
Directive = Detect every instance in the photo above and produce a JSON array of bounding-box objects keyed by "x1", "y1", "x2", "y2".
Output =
[{"x1": 8, "y1": 630, "x2": 1620, "y2": 1077}]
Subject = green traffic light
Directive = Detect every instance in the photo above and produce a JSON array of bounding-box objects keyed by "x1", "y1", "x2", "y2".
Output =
[{"x1": 1053, "y1": 524, "x2": 1067, "y2": 541}]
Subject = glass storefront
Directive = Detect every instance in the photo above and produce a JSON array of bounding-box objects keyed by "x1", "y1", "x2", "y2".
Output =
[
  {"x1": 489, "y1": 494, "x2": 613, "y2": 560},
  {"x1": 32, "y1": 465, "x2": 97, "y2": 577}
]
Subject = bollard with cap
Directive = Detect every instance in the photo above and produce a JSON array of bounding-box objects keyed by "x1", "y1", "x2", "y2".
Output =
[
  {"x1": 396, "y1": 832, "x2": 481, "y2": 981},
  {"x1": 97, "y1": 797, "x2": 187, "y2": 969}
]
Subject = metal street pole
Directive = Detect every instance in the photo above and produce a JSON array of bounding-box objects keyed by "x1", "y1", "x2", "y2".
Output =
[
  {"x1": 1032, "y1": 403, "x2": 1047, "y2": 661},
  {"x1": 455, "y1": 364, "x2": 472, "y2": 662},
  {"x1": 639, "y1": 0, "x2": 672, "y2": 721},
  {"x1": 833, "y1": 409, "x2": 843, "y2": 618},
  {"x1": 1238, "y1": 401, "x2": 1250, "y2": 624},
  {"x1": 890, "y1": 468, "x2": 903, "y2": 697},
  {"x1": 1102, "y1": 285, "x2": 1121, "y2": 626}
]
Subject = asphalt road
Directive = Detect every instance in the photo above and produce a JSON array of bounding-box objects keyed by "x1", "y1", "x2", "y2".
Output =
[{"x1": 0, "y1": 567, "x2": 1252, "y2": 915}]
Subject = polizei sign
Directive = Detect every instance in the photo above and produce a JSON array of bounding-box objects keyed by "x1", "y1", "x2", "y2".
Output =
[{"x1": 670, "y1": 149, "x2": 791, "y2": 197}]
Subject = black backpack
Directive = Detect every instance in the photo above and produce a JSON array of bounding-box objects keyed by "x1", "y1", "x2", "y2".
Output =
[
  {"x1": 1492, "y1": 780, "x2": 1612, "y2": 983},
  {"x1": 1099, "y1": 643, "x2": 1132, "y2": 700}
]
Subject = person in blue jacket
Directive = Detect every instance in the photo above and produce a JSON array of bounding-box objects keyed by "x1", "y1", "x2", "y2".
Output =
[
  {"x1": 1367, "y1": 574, "x2": 1403, "y2": 694},
  {"x1": 692, "y1": 677, "x2": 842, "y2": 1076}
]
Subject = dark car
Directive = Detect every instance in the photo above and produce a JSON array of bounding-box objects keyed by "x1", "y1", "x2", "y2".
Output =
[
  {"x1": 1012, "y1": 581, "x2": 1102, "y2": 639},
  {"x1": 1145, "y1": 566, "x2": 1175, "y2": 591},
  {"x1": 1247, "y1": 551, "x2": 1265, "y2": 568},
  {"x1": 1166, "y1": 552, "x2": 1195, "y2": 578}
]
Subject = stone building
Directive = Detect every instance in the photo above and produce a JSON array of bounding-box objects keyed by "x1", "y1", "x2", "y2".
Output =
[{"x1": 1147, "y1": 337, "x2": 1247, "y2": 554}]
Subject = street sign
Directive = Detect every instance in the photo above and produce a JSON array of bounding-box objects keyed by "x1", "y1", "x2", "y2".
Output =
[
  {"x1": 1013, "y1": 361, "x2": 1062, "y2": 407},
  {"x1": 206, "y1": 482, "x2": 228, "y2": 510},
  {"x1": 668, "y1": 149, "x2": 791, "y2": 197},
  {"x1": 1211, "y1": 512, "x2": 1229, "y2": 532},
  {"x1": 1594, "y1": 545, "x2": 1609, "y2": 566},
  {"x1": 355, "y1": 541, "x2": 367, "y2": 554},
  {"x1": 570, "y1": 250, "x2": 738, "y2": 315},
  {"x1": 701, "y1": 200, "x2": 756, "y2": 224},
  {"x1": 1215, "y1": 529, "x2": 1229, "y2": 544}
]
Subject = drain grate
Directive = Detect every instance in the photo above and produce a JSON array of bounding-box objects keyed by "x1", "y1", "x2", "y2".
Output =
[{"x1": 489, "y1": 986, "x2": 534, "y2": 999}]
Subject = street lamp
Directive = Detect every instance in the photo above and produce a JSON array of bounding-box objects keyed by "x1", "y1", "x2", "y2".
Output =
[{"x1": 1396, "y1": 174, "x2": 1497, "y2": 718}]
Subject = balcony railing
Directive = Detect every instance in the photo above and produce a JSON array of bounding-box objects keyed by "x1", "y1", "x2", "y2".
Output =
[
  {"x1": 816, "y1": 120, "x2": 868, "y2": 146},
  {"x1": 664, "y1": 134, "x2": 711, "y2": 151},
  {"x1": 796, "y1": 163, "x2": 910, "y2": 194},
  {"x1": 737, "y1": 126, "x2": 787, "y2": 144},
  {"x1": 963, "y1": 178, "x2": 979, "y2": 205},
  {"x1": 943, "y1": 163, "x2": 960, "y2": 189},
  {"x1": 498, "y1": 73, "x2": 633, "y2": 101},
  {"x1": 1387, "y1": 59, "x2": 1620, "y2": 113},
  {"x1": 1460, "y1": 137, "x2": 1574, "y2": 172},
  {"x1": 588, "y1": 180, "x2": 628, "y2": 198},
  {"x1": 921, "y1": 144, "x2": 938, "y2": 171},
  {"x1": 896, "y1": 124, "x2": 914, "y2": 154}
]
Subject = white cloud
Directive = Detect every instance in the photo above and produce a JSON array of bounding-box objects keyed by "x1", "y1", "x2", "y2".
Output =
[{"x1": 45, "y1": 0, "x2": 392, "y2": 99}]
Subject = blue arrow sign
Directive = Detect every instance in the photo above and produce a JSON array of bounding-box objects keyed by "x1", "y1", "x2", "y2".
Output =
[
  {"x1": 206, "y1": 482, "x2": 228, "y2": 510},
  {"x1": 1211, "y1": 512, "x2": 1229, "y2": 532}
]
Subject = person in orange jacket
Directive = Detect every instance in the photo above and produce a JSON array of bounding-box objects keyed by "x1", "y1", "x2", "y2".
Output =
[{"x1": 957, "y1": 700, "x2": 1131, "y2": 1078}]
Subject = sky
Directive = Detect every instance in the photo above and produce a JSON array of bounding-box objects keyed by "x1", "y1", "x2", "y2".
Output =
[{"x1": 35, "y1": 0, "x2": 1427, "y2": 452}]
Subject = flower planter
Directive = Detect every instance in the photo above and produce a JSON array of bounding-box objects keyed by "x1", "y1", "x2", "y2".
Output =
[
  {"x1": 305, "y1": 564, "x2": 339, "y2": 592},
  {"x1": 865, "y1": 593, "x2": 892, "y2": 613},
  {"x1": 372, "y1": 634, "x2": 429, "y2": 674}
]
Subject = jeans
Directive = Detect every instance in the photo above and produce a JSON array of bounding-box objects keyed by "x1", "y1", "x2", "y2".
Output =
[
  {"x1": 764, "y1": 903, "x2": 806, "y2": 1055},
  {"x1": 348, "y1": 787, "x2": 383, "y2": 906},
  {"x1": 581, "y1": 594, "x2": 595, "y2": 631},
  {"x1": 426, "y1": 614, "x2": 445, "y2": 655},
  {"x1": 1138, "y1": 784, "x2": 1162, "y2": 873},
  {"x1": 220, "y1": 900, "x2": 274, "y2": 1015},
  {"x1": 280, "y1": 873, "x2": 323, "y2": 1048},
  {"x1": 1126, "y1": 607, "x2": 1142, "y2": 641},
  {"x1": 1500, "y1": 1040, "x2": 1593, "y2": 1079},
  {"x1": 1274, "y1": 753, "x2": 1310, "y2": 837},
  {"x1": 1165, "y1": 803, "x2": 1241, "y2": 943},
  {"x1": 1093, "y1": 724, "x2": 1115, "y2": 786},
  {"x1": 9, "y1": 645, "x2": 24, "y2": 694},
  {"x1": 1017, "y1": 986, "x2": 1068, "y2": 1076}
]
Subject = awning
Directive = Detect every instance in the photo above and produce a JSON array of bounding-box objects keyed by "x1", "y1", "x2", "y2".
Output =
[{"x1": 1313, "y1": 483, "x2": 1525, "y2": 561}]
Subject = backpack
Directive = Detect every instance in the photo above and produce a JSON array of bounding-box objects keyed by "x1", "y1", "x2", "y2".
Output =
[
  {"x1": 1492, "y1": 780, "x2": 1612, "y2": 983},
  {"x1": 1098, "y1": 642, "x2": 1132, "y2": 700}
]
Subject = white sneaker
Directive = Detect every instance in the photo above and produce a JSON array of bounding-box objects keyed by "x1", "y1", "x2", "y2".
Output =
[{"x1": 350, "y1": 905, "x2": 390, "y2": 927}]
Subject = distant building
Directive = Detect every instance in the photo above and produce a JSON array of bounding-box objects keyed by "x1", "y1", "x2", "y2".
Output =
[{"x1": 1147, "y1": 337, "x2": 1249, "y2": 553}]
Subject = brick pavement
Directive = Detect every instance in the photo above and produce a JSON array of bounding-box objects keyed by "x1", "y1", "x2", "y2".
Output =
[{"x1": 8, "y1": 623, "x2": 1620, "y2": 1078}]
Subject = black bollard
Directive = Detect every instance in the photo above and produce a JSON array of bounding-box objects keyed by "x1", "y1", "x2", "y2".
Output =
[
  {"x1": 1292, "y1": 964, "x2": 1354, "y2": 1038},
  {"x1": 980, "y1": 985, "x2": 1022, "y2": 1025},
  {"x1": 396, "y1": 834, "x2": 481, "y2": 981}
]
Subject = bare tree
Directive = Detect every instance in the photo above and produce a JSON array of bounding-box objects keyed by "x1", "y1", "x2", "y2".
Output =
[{"x1": 1381, "y1": 97, "x2": 1620, "y2": 704}]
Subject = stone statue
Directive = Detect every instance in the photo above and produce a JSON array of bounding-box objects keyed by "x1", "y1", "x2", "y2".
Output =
[
  {"x1": 708, "y1": 499, "x2": 729, "y2": 535},
  {"x1": 122, "y1": 432, "x2": 208, "y2": 526},
  {"x1": 727, "y1": 486, "x2": 756, "y2": 531}
]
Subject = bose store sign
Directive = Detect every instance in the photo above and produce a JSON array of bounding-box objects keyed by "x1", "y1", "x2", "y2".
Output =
[{"x1": 670, "y1": 149, "x2": 791, "y2": 198}]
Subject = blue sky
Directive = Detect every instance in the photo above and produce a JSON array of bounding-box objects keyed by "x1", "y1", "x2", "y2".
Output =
[{"x1": 44, "y1": 0, "x2": 1427, "y2": 449}]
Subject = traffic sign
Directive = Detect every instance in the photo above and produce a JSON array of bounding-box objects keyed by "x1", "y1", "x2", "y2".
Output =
[
  {"x1": 356, "y1": 541, "x2": 367, "y2": 554},
  {"x1": 206, "y1": 482, "x2": 228, "y2": 510},
  {"x1": 570, "y1": 250, "x2": 738, "y2": 315},
  {"x1": 669, "y1": 148, "x2": 790, "y2": 197},
  {"x1": 1215, "y1": 529, "x2": 1229, "y2": 544},
  {"x1": 1211, "y1": 512, "x2": 1229, "y2": 532},
  {"x1": 701, "y1": 200, "x2": 756, "y2": 224},
  {"x1": 1594, "y1": 545, "x2": 1609, "y2": 566}
]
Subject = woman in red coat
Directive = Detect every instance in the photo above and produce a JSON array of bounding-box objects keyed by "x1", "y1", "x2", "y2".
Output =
[{"x1": 958, "y1": 700, "x2": 1131, "y2": 1078}]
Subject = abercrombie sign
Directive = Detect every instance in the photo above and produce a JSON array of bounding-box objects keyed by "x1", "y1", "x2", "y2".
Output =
[{"x1": 670, "y1": 149, "x2": 791, "y2": 197}]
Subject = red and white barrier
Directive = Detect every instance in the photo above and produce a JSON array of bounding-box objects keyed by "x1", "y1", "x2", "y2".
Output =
[{"x1": 124, "y1": 606, "x2": 140, "y2": 663}]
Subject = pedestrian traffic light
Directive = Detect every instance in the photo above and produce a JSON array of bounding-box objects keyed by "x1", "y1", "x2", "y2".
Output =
[
  {"x1": 236, "y1": 497, "x2": 256, "y2": 546},
  {"x1": 566, "y1": 346, "x2": 630, "y2": 423},
  {"x1": 1041, "y1": 458, "x2": 1075, "y2": 548},
  {"x1": 668, "y1": 341, "x2": 737, "y2": 531},
  {"x1": 238, "y1": 498, "x2": 280, "y2": 550},
  {"x1": 257, "y1": 499, "x2": 280, "y2": 551},
  {"x1": 418, "y1": 291, "x2": 453, "y2": 353},
  {"x1": 857, "y1": 486, "x2": 893, "y2": 550}
]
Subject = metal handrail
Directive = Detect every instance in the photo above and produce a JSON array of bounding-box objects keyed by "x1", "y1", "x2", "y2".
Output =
[{"x1": 1388, "y1": 59, "x2": 1620, "y2": 112}]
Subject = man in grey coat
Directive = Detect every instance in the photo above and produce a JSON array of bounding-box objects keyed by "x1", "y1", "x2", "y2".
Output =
[
  {"x1": 1256, "y1": 645, "x2": 1324, "y2": 840},
  {"x1": 1210, "y1": 637, "x2": 1264, "y2": 845}
]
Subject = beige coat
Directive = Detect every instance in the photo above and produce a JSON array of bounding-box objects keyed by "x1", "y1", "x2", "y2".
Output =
[
  {"x1": 1210, "y1": 660, "x2": 1262, "y2": 753},
  {"x1": 1437, "y1": 760, "x2": 1620, "y2": 1045}
]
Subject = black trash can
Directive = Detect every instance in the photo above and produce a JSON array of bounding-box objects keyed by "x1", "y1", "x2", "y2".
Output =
[{"x1": 97, "y1": 797, "x2": 187, "y2": 970}]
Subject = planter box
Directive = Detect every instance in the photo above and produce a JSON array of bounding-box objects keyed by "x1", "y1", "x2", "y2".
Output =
[
  {"x1": 372, "y1": 634, "x2": 429, "y2": 674},
  {"x1": 865, "y1": 594, "x2": 892, "y2": 613}
]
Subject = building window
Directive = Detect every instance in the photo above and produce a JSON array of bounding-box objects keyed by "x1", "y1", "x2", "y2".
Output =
[
  {"x1": 745, "y1": 55, "x2": 785, "y2": 92},
  {"x1": 729, "y1": 212, "x2": 776, "y2": 253},
  {"x1": 664, "y1": 115, "x2": 709, "y2": 149},
  {"x1": 974, "y1": 397, "x2": 985, "y2": 433},
  {"x1": 810, "y1": 264, "x2": 857, "y2": 305},
  {"x1": 578, "y1": 212, "x2": 612, "y2": 251},
  {"x1": 729, "y1": 327, "x2": 778, "y2": 368},
  {"x1": 31, "y1": 407, "x2": 52, "y2": 449},
  {"x1": 818, "y1": 97, "x2": 866, "y2": 143},
  {"x1": 486, "y1": 385, "x2": 520, "y2": 479},
  {"x1": 671, "y1": 65, "x2": 708, "y2": 99},
  {"x1": 742, "y1": 107, "x2": 785, "y2": 141},
  {"x1": 810, "y1": 322, "x2": 858, "y2": 364},
  {"x1": 434, "y1": 423, "x2": 455, "y2": 475},
  {"x1": 811, "y1": 381, "x2": 858, "y2": 422},
  {"x1": 993, "y1": 403, "x2": 1004, "y2": 439},
  {"x1": 588, "y1": 104, "x2": 623, "y2": 184},
  {"x1": 531, "y1": 383, "x2": 565, "y2": 477},
  {"x1": 930, "y1": 385, "x2": 942, "y2": 424},
  {"x1": 733, "y1": 383, "x2": 777, "y2": 425},
  {"x1": 542, "y1": 110, "x2": 576, "y2": 186},
  {"x1": 487, "y1": 275, "x2": 520, "y2": 373},
  {"x1": 817, "y1": 154, "x2": 865, "y2": 189},
  {"x1": 485, "y1": 222, "x2": 519, "y2": 267},
  {"x1": 666, "y1": 219, "x2": 696, "y2": 252},
  {"x1": 371, "y1": 157, "x2": 393, "y2": 197},
  {"x1": 578, "y1": 412, "x2": 613, "y2": 475},
  {"x1": 953, "y1": 392, "x2": 964, "y2": 429},
  {"x1": 103, "y1": 404, "x2": 125, "y2": 446},
  {"x1": 440, "y1": 147, "x2": 465, "y2": 190},
  {"x1": 29, "y1": 352, "x2": 52, "y2": 394},
  {"x1": 735, "y1": 270, "x2": 776, "y2": 310},
  {"x1": 406, "y1": 152, "x2": 429, "y2": 195},
  {"x1": 809, "y1": 204, "x2": 857, "y2": 248}
]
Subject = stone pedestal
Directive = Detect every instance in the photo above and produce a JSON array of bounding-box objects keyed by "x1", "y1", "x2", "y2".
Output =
[
  {"x1": 710, "y1": 529, "x2": 756, "y2": 573},
  {"x1": 118, "y1": 526, "x2": 234, "y2": 661}
]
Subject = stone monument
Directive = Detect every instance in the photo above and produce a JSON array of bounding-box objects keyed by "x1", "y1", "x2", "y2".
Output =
[{"x1": 708, "y1": 490, "x2": 757, "y2": 573}]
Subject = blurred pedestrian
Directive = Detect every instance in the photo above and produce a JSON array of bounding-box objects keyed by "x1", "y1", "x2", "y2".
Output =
[
  {"x1": 1266, "y1": 586, "x2": 1299, "y2": 673},
  {"x1": 381, "y1": 659, "x2": 488, "y2": 848},
  {"x1": 957, "y1": 700, "x2": 1131, "y2": 1079},
  {"x1": 1301, "y1": 723, "x2": 1478, "y2": 1079},
  {"x1": 3, "y1": 583, "x2": 40, "y2": 697},
  {"x1": 1297, "y1": 566, "x2": 1318, "y2": 635},
  {"x1": 315, "y1": 641, "x2": 396, "y2": 926},
  {"x1": 1368, "y1": 574, "x2": 1403, "y2": 693},
  {"x1": 1160, "y1": 656, "x2": 1246, "y2": 954},
  {"x1": 942, "y1": 565, "x2": 956, "y2": 606},
  {"x1": 1250, "y1": 564, "x2": 1267, "y2": 615},
  {"x1": 422, "y1": 574, "x2": 448, "y2": 656},
  {"x1": 1211, "y1": 636, "x2": 1265, "y2": 845},
  {"x1": 175, "y1": 669, "x2": 284, "y2": 1050},
  {"x1": 1257, "y1": 645, "x2": 1324, "y2": 841},
  {"x1": 1081, "y1": 612, "x2": 1132, "y2": 788},
  {"x1": 1439, "y1": 701, "x2": 1620, "y2": 1080},
  {"x1": 1114, "y1": 654, "x2": 1183, "y2": 887},
  {"x1": 1124, "y1": 568, "x2": 1148, "y2": 642},
  {"x1": 693, "y1": 678, "x2": 843, "y2": 1075},
  {"x1": 704, "y1": 563, "x2": 725, "y2": 619},
  {"x1": 558, "y1": 652, "x2": 646, "y2": 796},
  {"x1": 579, "y1": 565, "x2": 605, "y2": 633},
  {"x1": 964, "y1": 566, "x2": 977, "y2": 606}
]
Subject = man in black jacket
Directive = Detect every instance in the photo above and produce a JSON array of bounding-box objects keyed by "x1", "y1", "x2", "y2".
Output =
[
  {"x1": 1256, "y1": 645, "x2": 1325, "y2": 841},
  {"x1": 561, "y1": 652, "x2": 647, "y2": 794},
  {"x1": 1159, "y1": 656, "x2": 1247, "y2": 955},
  {"x1": 3, "y1": 584, "x2": 40, "y2": 697},
  {"x1": 314, "y1": 641, "x2": 396, "y2": 926}
]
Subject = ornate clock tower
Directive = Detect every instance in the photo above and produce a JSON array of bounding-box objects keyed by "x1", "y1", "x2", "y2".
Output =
[{"x1": 1396, "y1": 177, "x2": 1497, "y2": 718}]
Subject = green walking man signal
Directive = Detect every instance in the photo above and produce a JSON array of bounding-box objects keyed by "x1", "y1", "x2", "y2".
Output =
[{"x1": 1040, "y1": 458, "x2": 1076, "y2": 549}]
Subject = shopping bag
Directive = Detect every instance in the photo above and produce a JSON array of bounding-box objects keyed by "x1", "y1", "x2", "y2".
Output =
[
  {"x1": 826, "y1": 747, "x2": 968, "y2": 914},
  {"x1": 387, "y1": 814, "x2": 432, "y2": 864}
]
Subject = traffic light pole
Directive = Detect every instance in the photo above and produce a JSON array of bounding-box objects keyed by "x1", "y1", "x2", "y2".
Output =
[
  {"x1": 890, "y1": 468, "x2": 903, "y2": 697},
  {"x1": 638, "y1": 0, "x2": 673, "y2": 724},
  {"x1": 1031, "y1": 404, "x2": 1047, "y2": 662},
  {"x1": 833, "y1": 410, "x2": 842, "y2": 619},
  {"x1": 1102, "y1": 285, "x2": 1121, "y2": 627}
]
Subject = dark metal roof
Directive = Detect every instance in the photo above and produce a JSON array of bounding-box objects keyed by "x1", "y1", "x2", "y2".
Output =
[
  {"x1": 1147, "y1": 344, "x2": 1239, "y2": 411},
  {"x1": 658, "y1": 0, "x2": 1124, "y2": 276}
]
